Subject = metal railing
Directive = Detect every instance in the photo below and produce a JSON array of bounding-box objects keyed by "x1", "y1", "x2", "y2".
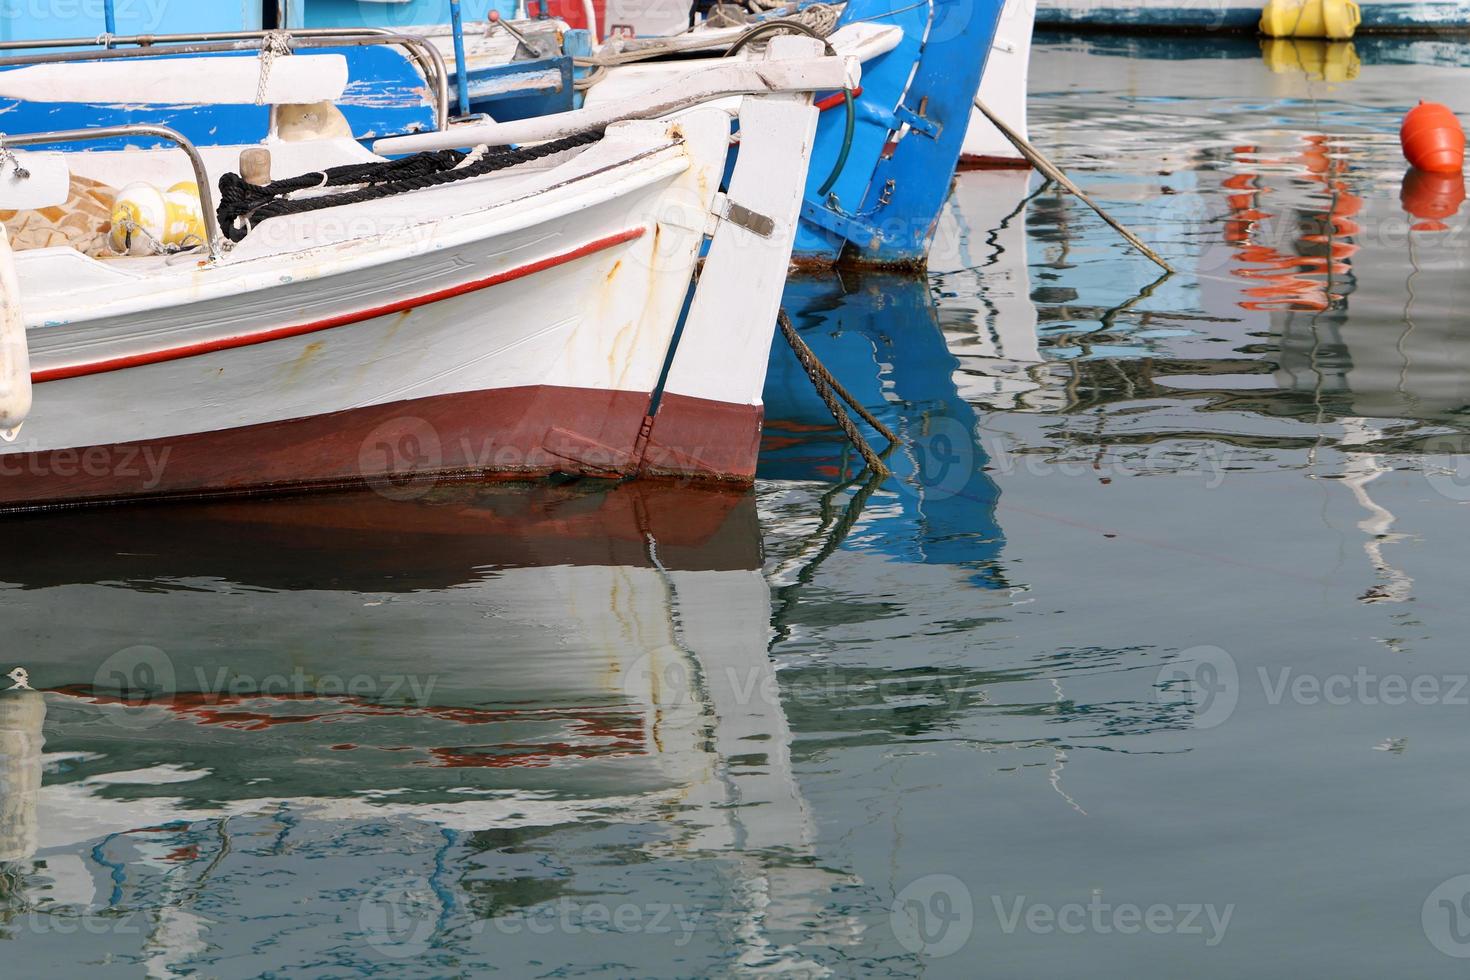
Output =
[
  {"x1": 0, "y1": 30, "x2": 451, "y2": 132},
  {"x1": 4, "y1": 125, "x2": 223, "y2": 261}
]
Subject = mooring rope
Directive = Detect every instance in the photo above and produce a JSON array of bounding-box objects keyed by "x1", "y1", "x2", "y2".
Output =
[
  {"x1": 216, "y1": 130, "x2": 604, "y2": 241},
  {"x1": 256, "y1": 30, "x2": 294, "y2": 106},
  {"x1": 778, "y1": 308, "x2": 896, "y2": 477}
]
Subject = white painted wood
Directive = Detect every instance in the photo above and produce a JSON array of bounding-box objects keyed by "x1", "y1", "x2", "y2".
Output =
[
  {"x1": 660, "y1": 36, "x2": 823, "y2": 410},
  {"x1": 0, "y1": 152, "x2": 70, "y2": 211},
  {"x1": 582, "y1": 23, "x2": 899, "y2": 113},
  {"x1": 963, "y1": 0, "x2": 1036, "y2": 162},
  {"x1": 0, "y1": 54, "x2": 349, "y2": 106},
  {"x1": 373, "y1": 52, "x2": 858, "y2": 154},
  {"x1": 0, "y1": 226, "x2": 29, "y2": 437}
]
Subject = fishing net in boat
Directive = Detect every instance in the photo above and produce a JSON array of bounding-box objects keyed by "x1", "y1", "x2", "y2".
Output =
[
  {"x1": 216, "y1": 129, "x2": 604, "y2": 243},
  {"x1": 0, "y1": 175, "x2": 114, "y2": 255}
]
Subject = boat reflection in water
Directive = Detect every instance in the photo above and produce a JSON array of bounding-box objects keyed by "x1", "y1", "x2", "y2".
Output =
[
  {"x1": 0, "y1": 484, "x2": 867, "y2": 973},
  {"x1": 762, "y1": 270, "x2": 1007, "y2": 581},
  {"x1": 1214, "y1": 129, "x2": 1470, "y2": 607},
  {"x1": 931, "y1": 169, "x2": 1063, "y2": 412}
]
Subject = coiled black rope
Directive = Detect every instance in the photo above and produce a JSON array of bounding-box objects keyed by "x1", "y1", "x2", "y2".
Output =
[{"x1": 217, "y1": 130, "x2": 605, "y2": 242}]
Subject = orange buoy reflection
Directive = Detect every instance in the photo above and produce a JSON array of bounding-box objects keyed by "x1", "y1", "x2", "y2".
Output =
[
  {"x1": 1225, "y1": 135, "x2": 1361, "y2": 312},
  {"x1": 1399, "y1": 166, "x2": 1466, "y2": 232}
]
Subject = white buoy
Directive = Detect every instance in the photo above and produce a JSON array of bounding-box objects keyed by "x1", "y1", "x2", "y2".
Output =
[{"x1": 0, "y1": 225, "x2": 29, "y2": 440}]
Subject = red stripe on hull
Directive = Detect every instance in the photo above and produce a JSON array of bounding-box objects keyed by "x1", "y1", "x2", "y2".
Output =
[
  {"x1": 638, "y1": 392, "x2": 764, "y2": 484},
  {"x1": 0, "y1": 385, "x2": 694, "y2": 511},
  {"x1": 32, "y1": 228, "x2": 646, "y2": 384}
]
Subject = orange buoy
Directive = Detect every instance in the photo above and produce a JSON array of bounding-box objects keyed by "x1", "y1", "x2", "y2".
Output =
[
  {"x1": 1400, "y1": 166, "x2": 1466, "y2": 231},
  {"x1": 1400, "y1": 101, "x2": 1465, "y2": 174}
]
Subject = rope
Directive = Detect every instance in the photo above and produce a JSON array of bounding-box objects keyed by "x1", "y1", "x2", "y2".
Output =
[
  {"x1": 705, "y1": 4, "x2": 755, "y2": 28},
  {"x1": 973, "y1": 97, "x2": 1175, "y2": 274},
  {"x1": 216, "y1": 130, "x2": 604, "y2": 241},
  {"x1": 788, "y1": 3, "x2": 841, "y2": 35},
  {"x1": 256, "y1": 30, "x2": 294, "y2": 105},
  {"x1": 778, "y1": 308, "x2": 895, "y2": 477}
]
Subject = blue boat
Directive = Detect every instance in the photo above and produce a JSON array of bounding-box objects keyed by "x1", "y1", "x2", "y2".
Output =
[
  {"x1": 578, "y1": 0, "x2": 1008, "y2": 266},
  {"x1": 791, "y1": 0, "x2": 1006, "y2": 267}
]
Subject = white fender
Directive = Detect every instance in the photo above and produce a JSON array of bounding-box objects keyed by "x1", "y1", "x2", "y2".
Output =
[
  {"x1": 0, "y1": 53, "x2": 350, "y2": 106},
  {"x1": 0, "y1": 225, "x2": 30, "y2": 439}
]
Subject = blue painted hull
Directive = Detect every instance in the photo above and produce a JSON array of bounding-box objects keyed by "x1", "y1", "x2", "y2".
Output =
[{"x1": 793, "y1": 0, "x2": 1007, "y2": 266}]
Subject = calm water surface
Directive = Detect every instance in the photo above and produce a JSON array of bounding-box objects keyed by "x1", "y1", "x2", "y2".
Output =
[{"x1": 5, "y1": 34, "x2": 1470, "y2": 977}]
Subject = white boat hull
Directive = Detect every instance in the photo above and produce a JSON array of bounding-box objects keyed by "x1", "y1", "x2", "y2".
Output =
[
  {"x1": 962, "y1": 0, "x2": 1037, "y2": 167},
  {"x1": 0, "y1": 45, "x2": 831, "y2": 508}
]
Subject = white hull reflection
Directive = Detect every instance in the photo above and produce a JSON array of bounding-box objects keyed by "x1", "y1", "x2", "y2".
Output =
[
  {"x1": 932, "y1": 169, "x2": 1068, "y2": 412},
  {"x1": 0, "y1": 485, "x2": 861, "y2": 971}
]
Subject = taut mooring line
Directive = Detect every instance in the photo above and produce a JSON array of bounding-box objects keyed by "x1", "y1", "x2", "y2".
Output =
[{"x1": 974, "y1": 98, "x2": 1176, "y2": 274}]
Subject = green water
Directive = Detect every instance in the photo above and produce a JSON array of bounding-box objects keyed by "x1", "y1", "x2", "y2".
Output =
[{"x1": 4, "y1": 33, "x2": 1470, "y2": 977}]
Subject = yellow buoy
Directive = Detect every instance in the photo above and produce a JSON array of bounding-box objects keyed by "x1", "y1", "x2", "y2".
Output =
[
  {"x1": 1260, "y1": 0, "x2": 1361, "y2": 39},
  {"x1": 108, "y1": 180, "x2": 207, "y2": 255}
]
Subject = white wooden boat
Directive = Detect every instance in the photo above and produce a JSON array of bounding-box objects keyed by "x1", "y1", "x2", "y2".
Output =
[
  {"x1": 961, "y1": 0, "x2": 1037, "y2": 167},
  {"x1": 0, "y1": 39, "x2": 856, "y2": 510}
]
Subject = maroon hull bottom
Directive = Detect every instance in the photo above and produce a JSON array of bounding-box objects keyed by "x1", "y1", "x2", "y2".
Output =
[
  {"x1": 0, "y1": 384, "x2": 766, "y2": 512},
  {"x1": 642, "y1": 393, "x2": 765, "y2": 484},
  {"x1": 957, "y1": 154, "x2": 1031, "y2": 171}
]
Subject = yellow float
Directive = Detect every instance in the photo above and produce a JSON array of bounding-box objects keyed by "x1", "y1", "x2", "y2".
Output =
[
  {"x1": 108, "y1": 181, "x2": 207, "y2": 255},
  {"x1": 1260, "y1": 0, "x2": 1361, "y2": 39}
]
